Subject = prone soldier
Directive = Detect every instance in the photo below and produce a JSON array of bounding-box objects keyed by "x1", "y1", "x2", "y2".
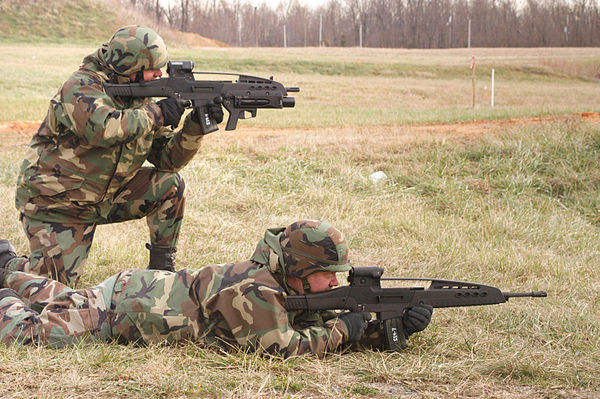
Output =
[{"x1": 0, "y1": 220, "x2": 432, "y2": 357}]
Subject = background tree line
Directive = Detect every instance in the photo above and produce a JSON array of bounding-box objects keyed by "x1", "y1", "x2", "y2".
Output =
[{"x1": 125, "y1": 0, "x2": 600, "y2": 47}]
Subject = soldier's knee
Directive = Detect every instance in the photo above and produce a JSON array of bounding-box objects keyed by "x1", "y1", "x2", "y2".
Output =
[
  {"x1": 148, "y1": 172, "x2": 186, "y2": 212},
  {"x1": 167, "y1": 172, "x2": 185, "y2": 201},
  {"x1": 174, "y1": 172, "x2": 185, "y2": 193},
  {"x1": 157, "y1": 172, "x2": 185, "y2": 193}
]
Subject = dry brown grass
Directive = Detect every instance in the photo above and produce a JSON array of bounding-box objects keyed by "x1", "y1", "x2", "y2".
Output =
[
  {"x1": 2, "y1": 118, "x2": 600, "y2": 398},
  {"x1": 1, "y1": 45, "x2": 599, "y2": 398}
]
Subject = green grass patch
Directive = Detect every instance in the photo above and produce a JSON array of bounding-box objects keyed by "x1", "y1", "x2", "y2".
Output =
[
  {"x1": 389, "y1": 120, "x2": 600, "y2": 225},
  {"x1": 1, "y1": 119, "x2": 599, "y2": 397},
  {"x1": 1, "y1": 3, "x2": 600, "y2": 395},
  {"x1": 0, "y1": 0, "x2": 119, "y2": 45},
  {"x1": 185, "y1": 56, "x2": 579, "y2": 81},
  {"x1": 1, "y1": 44, "x2": 599, "y2": 125}
]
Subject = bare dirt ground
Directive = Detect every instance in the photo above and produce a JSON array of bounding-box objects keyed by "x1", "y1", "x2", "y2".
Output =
[{"x1": 1, "y1": 112, "x2": 599, "y2": 150}]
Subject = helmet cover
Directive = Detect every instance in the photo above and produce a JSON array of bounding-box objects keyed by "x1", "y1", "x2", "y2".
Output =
[
  {"x1": 280, "y1": 219, "x2": 351, "y2": 279},
  {"x1": 104, "y1": 25, "x2": 168, "y2": 76}
]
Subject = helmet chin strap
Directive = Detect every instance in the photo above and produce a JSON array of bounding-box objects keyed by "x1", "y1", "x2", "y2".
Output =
[
  {"x1": 301, "y1": 278, "x2": 312, "y2": 293},
  {"x1": 251, "y1": 226, "x2": 325, "y2": 295},
  {"x1": 271, "y1": 252, "x2": 299, "y2": 293},
  {"x1": 134, "y1": 65, "x2": 145, "y2": 83},
  {"x1": 269, "y1": 251, "x2": 312, "y2": 293}
]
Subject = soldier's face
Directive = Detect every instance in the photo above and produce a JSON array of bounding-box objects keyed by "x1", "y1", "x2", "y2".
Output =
[
  {"x1": 287, "y1": 271, "x2": 339, "y2": 294},
  {"x1": 128, "y1": 69, "x2": 163, "y2": 82},
  {"x1": 306, "y1": 271, "x2": 339, "y2": 293}
]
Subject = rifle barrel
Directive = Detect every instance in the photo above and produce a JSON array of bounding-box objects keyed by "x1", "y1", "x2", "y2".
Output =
[{"x1": 503, "y1": 291, "x2": 547, "y2": 299}]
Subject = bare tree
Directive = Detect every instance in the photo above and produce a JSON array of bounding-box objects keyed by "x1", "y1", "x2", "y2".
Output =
[{"x1": 118, "y1": 0, "x2": 600, "y2": 48}]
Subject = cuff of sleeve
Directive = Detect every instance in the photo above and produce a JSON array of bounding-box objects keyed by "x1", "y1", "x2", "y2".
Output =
[
  {"x1": 181, "y1": 112, "x2": 205, "y2": 136},
  {"x1": 145, "y1": 103, "x2": 163, "y2": 127},
  {"x1": 328, "y1": 318, "x2": 350, "y2": 343}
]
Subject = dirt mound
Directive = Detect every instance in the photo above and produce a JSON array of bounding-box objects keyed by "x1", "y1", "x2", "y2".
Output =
[
  {"x1": 412, "y1": 112, "x2": 600, "y2": 138},
  {"x1": 0, "y1": 120, "x2": 39, "y2": 135},
  {"x1": 1, "y1": 113, "x2": 598, "y2": 148},
  {"x1": 162, "y1": 31, "x2": 228, "y2": 48},
  {"x1": 100, "y1": 0, "x2": 228, "y2": 48}
]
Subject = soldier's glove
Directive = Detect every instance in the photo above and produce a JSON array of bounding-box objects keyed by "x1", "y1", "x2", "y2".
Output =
[
  {"x1": 191, "y1": 102, "x2": 224, "y2": 125},
  {"x1": 339, "y1": 311, "x2": 372, "y2": 343},
  {"x1": 157, "y1": 97, "x2": 186, "y2": 128},
  {"x1": 402, "y1": 304, "x2": 433, "y2": 337},
  {"x1": 208, "y1": 102, "x2": 224, "y2": 124}
]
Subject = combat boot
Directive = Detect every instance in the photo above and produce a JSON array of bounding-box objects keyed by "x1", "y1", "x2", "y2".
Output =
[
  {"x1": 0, "y1": 240, "x2": 17, "y2": 268},
  {"x1": 146, "y1": 243, "x2": 177, "y2": 272}
]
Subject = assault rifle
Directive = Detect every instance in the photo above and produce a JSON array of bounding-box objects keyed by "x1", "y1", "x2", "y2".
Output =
[
  {"x1": 285, "y1": 267, "x2": 547, "y2": 350},
  {"x1": 103, "y1": 60, "x2": 299, "y2": 133}
]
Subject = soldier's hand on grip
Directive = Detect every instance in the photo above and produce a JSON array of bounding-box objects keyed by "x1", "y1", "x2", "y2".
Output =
[
  {"x1": 157, "y1": 97, "x2": 186, "y2": 128},
  {"x1": 339, "y1": 311, "x2": 372, "y2": 342},
  {"x1": 402, "y1": 304, "x2": 433, "y2": 337},
  {"x1": 208, "y1": 102, "x2": 224, "y2": 124}
]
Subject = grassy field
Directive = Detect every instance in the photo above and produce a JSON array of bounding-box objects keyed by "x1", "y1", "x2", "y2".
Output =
[
  {"x1": 1, "y1": 44, "x2": 599, "y2": 123},
  {"x1": 1, "y1": 39, "x2": 600, "y2": 399}
]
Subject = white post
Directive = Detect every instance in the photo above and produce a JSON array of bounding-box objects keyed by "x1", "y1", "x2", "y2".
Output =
[
  {"x1": 304, "y1": 20, "x2": 307, "y2": 47},
  {"x1": 284, "y1": 25, "x2": 287, "y2": 48},
  {"x1": 467, "y1": 18, "x2": 471, "y2": 48},
  {"x1": 319, "y1": 14, "x2": 323, "y2": 47},
  {"x1": 448, "y1": 15, "x2": 453, "y2": 47},
  {"x1": 359, "y1": 23, "x2": 363, "y2": 47},
  {"x1": 491, "y1": 69, "x2": 495, "y2": 107},
  {"x1": 471, "y1": 56, "x2": 476, "y2": 108},
  {"x1": 254, "y1": 6, "x2": 258, "y2": 47}
]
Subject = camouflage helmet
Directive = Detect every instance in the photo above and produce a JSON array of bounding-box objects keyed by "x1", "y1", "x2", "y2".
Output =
[
  {"x1": 280, "y1": 220, "x2": 351, "y2": 279},
  {"x1": 104, "y1": 25, "x2": 168, "y2": 77}
]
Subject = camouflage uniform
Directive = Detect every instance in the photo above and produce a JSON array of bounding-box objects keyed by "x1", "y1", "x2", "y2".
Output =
[
  {"x1": 11, "y1": 26, "x2": 204, "y2": 286},
  {"x1": 0, "y1": 263, "x2": 350, "y2": 357},
  {"x1": 0, "y1": 221, "x2": 364, "y2": 356}
]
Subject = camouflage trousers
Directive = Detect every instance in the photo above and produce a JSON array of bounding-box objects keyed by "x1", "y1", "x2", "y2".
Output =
[
  {"x1": 0, "y1": 268, "x2": 136, "y2": 347},
  {"x1": 7, "y1": 168, "x2": 185, "y2": 287},
  {"x1": 0, "y1": 267, "x2": 202, "y2": 347}
]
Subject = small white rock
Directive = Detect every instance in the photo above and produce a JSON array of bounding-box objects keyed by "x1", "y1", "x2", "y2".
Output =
[{"x1": 369, "y1": 171, "x2": 387, "y2": 183}]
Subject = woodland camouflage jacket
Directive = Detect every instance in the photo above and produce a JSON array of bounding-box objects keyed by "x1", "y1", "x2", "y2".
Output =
[
  {"x1": 15, "y1": 46, "x2": 204, "y2": 223},
  {"x1": 110, "y1": 260, "x2": 349, "y2": 358}
]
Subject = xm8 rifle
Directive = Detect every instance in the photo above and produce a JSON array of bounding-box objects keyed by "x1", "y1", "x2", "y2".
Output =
[
  {"x1": 285, "y1": 266, "x2": 547, "y2": 350},
  {"x1": 103, "y1": 60, "x2": 299, "y2": 133}
]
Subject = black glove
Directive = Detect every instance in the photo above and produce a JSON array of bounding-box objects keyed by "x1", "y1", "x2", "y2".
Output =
[
  {"x1": 157, "y1": 97, "x2": 186, "y2": 128},
  {"x1": 191, "y1": 102, "x2": 224, "y2": 125},
  {"x1": 402, "y1": 304, "x2": 433, "y2": 337},
  {"x1": 208, "y1": 102, "x2": 224, "y2": 124},
  {"x1": 339, "y1": 312, "x2": 372, "y2": 342}
]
